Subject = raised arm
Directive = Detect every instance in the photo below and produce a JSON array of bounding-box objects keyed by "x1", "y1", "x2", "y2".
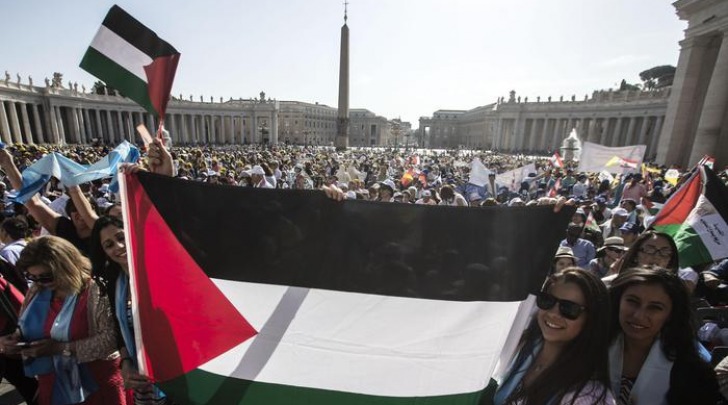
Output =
[
  {"x1": 0, "y1": 148, "x2": 62, "y2": 233},
  {"x1": 67, "y1": 185, "x2": 98, "y2": 230},
  {"x1": 0, "y1": 148, "x2": 23, "y2": 191}
]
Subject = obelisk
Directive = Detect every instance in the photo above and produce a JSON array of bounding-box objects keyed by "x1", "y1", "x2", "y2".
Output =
[{"x1": 335, "y1": 2, "x2": 350, "y2": 150}]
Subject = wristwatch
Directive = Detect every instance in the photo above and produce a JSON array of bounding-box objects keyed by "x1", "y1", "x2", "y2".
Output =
[{"x1": 62, "y1": 343, "x2": 72, "y2": 357}]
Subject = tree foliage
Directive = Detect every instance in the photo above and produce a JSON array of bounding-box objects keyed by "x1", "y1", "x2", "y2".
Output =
[
  {"x1": 639, "y1": 65, "x2": 676, "y2": 90},
  {"x1": 619, "y1": 79, "x2": 640, "y2": 91}
]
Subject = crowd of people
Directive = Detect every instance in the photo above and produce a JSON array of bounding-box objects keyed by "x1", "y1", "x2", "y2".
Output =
[{"x1": 0, "y1": 138, "x2": 725, "y2": 404}]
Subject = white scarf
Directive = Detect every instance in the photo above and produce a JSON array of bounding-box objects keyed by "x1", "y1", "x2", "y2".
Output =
[{"x1": 609, "y1": 333, "x2": 672, "y2": 405}]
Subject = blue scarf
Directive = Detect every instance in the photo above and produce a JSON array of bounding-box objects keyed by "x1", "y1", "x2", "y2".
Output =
[
  {"x1": 493, "y1": 340, "x2": 543, "y2": 405},
  {"x1": 18, "y1": 288, "x2": 98, "y2": 405},
  {"x1": 114, "y1": 274, "x2": 136, "y2": 367},
  {"x1": 115, "y1": 273, "x2": 167, "y2": 401}
]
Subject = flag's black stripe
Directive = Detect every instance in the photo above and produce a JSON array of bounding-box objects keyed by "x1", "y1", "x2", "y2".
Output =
[
  {"x1": 136, "y1": 173, "x2": 574, "y2": 302},
  {"x1": 102, "y1": 5, "x2": 178, "y2": 59},
  {"x1": 704, "y1": 166, "x2": 728, "y2": 225}
]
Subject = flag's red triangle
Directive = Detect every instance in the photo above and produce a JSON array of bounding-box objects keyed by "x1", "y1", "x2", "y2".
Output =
[
  {"x1": 144, "y1": 53, "x2": 180, "y2": 119},
  {"x1": 125, "y1": 174, "x2": 257, "y2": 382}
]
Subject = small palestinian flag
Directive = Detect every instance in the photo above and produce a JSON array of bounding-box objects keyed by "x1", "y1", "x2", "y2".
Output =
[
  {"x1": 80, "y1": 5, "x2": 180, "y2": 119},
  {"x1": 120, "y1": 172, "x2": 574, "y2": 405},
  {"x1": 651, "y1": 166, "x2": 728, "y2": 268},
  {"x1": 550, "y1": 152, "x2": 563, "y2": 168}
]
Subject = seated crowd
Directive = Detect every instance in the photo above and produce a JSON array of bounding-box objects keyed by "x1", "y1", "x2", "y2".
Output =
[{"x1": 0, "y1": 139, "x2": 725, "y2": 405}]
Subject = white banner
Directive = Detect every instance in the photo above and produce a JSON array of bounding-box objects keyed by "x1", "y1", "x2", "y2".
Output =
[
  {"x1": 577, "y1": 142, "x2": 646, "y2": 174},
  {"x1": 496, "y1": 163, "x2": 537, "y2": 191},
  {"x1": 468, "y1": 157, "x2": 491, "y2": 187}
]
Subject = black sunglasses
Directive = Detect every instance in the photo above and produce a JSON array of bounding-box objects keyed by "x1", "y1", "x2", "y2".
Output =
[
  {"x1": 536, "y1": 292, "x2": 586, "y2": 320},
  {"x1": 25, "y1": 272, "x2": 54, "y2": 284}
]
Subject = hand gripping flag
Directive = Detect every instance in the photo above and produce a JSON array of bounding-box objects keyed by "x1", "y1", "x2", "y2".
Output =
[
  {"x1": 81, "y1": 5, "x2": 180, "y2": 120},
  {"x1": 120, "y1": 172, "x2": 575, "y2": 405}
]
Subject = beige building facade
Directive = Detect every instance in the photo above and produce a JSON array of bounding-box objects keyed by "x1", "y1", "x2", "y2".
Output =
[
  {"x1": 419, "y1": 89, "x2": 670, "y2": 160},
  {"x1": 658, "y1": 0, "x2": 728, "y2": 169},
  {"x1": 0, "y1": 75, "x2": 394, "y2": 147}
]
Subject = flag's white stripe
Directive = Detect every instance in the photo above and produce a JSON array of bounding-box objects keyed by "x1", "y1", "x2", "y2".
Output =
[
  {"x1": 686, "y1": 195, "x2": 728, "y2": 259},
  {"x1": 89, "y1": 25, "x2": 152, "y2": 83},
  {"x1": 204, "y1": 279, "x2": 525, "y2": 397}
]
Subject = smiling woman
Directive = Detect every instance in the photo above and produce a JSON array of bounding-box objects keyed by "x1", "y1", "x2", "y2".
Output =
[
  {"x1": 608, "y1": 266, "x2": 720, "y2": 405},
  {"x1": 492, "y1": 268, "x2": 614, "y2": 404},
  {"x1": 90, "y1": 215, "x2": 173, "y2": 405}
]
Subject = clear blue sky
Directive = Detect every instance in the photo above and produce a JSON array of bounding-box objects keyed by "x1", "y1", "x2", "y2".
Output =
[{"x1": 2, "y1": 0, "x2": 685, "y2": 128}]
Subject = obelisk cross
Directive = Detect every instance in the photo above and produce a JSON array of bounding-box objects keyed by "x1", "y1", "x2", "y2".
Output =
[{"x1": 344, "y1": 0, "x2": 348, "y2": 22}]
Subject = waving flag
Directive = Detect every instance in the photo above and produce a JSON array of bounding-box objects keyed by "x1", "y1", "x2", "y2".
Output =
[
  {"x1": 11, "y1": 141, "x2": 139, "y2": 203},
  {"x1": 81, "y1": 5, "x2": 180, "y2": 119},
  {"x1": 120, "y1": 172, "x2": 574, "y2": 405},
  {"x1": 550, "y1": 152, "x2": 563, "y2": 168},
  {"x1": 651, "y1": 166, "x2": 728, "y2": 268}
]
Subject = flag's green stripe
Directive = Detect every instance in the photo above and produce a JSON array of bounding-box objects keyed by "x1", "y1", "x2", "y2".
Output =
[
  {"x1": 80, "y1": 47, "x2": 158, "y2": 116},
  {"x1": 655, "y1": 223, "x2": 713, "y2": 268},
  {"x1": 160, "y1": 369, "x2": 485, "y2": 405}
]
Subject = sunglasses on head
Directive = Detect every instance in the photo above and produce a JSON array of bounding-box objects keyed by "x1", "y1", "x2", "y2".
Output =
[
  {"x1": 536, "y1": 292, "x2": 586, "y2": 320},
  {"x1": 24, "y1": 272, "x2": 54, "y2": 284}
]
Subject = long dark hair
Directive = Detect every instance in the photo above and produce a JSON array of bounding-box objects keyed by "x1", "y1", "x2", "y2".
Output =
[
  {"x1": 609, "y1": 266, "x2": 699, "y2": 363},
  {"x1": 617, "y1": 230, "x2": 679, "y2": 273},
  {"x1": 507, "y1": 268, "x2": 611, "y2": 405},
  {"x1": 89, "y1": 215, "x2": 125, "y2": 293}
]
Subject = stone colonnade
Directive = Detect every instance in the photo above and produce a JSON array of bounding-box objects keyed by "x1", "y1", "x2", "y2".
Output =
[
  {"x1": 0, "y1": 93, "x2": 280, "y2": 146},
  {"x1": 492, "y1": 114, "x2": 665, "y2": 157}
]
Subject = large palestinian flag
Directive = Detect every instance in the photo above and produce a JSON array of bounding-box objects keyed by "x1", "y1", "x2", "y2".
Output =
[
  {"x1": 652, "y1": 166, "x2": 728, "y2": 268},
  {"x1": 120, "y1": 172, "x2": 574, "y2": 405},
  {"x1": 80, "y1": 5, "x2": 179, "y2": 118}
]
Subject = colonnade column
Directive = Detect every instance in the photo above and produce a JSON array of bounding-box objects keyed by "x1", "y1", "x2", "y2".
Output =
[
  {"x1": 636, "y1": 117, "x2": 650, "y2": 146},
  {"x1": 648, "y1": 116, "x2": 664, "y2": 158},
  {"x1": 8, "y1": 102, "x2": 23, "y2": 144},
  {"x1": 611, "y1": 117, "x2": 624, "y2": 147},
  {"x1": 271, "y1": 111, "x2": 279, "y2": 145},
  {"x1": 251, "y1": 114, "x2": 258, "y2": 144},
  {"x1": 599, "y1": 118, "x2": 610, "y2": 145},
  {"x1": 624, "y1": 117, "x2": 637, "y2": 146},
  {"x1": 537, "y1": 118, "x2": 548, "y2": 151},
  {"x1": 0, "y1": 102, "x2": 12, "y2": 144},
  {"x1": 105, "y1": 110, "x2": 115, "y2": 144},
  {"x1": 77, "y1": 109, "x2": 87, "y2": 144},
  {"x1": 689, "y1": 32, "x2": 728, "y2": 166},
  {"x1": 181, "y1": 114, "x2": 189, "y2": 144},
  {"x1": 551, "y1": 119, "x2": 561, "y2": 150},
  {"x1": 19, "y1": 102, "x2": 33, "y2": 144},
  {"x1": 56, "y1": 107, "x2": 67, "y2": 144},
  {"x1": 527, "y1": 119, "x2": 538, "y2": 150},
  {"x1": 83, "y1": 109, "x2": 93, "y2": 143},
  {"x1": 94, "y1": 110, "x2": 103, "y2": 142},
  {"x1": 116, "y1": 111, "x2": 125, "y2": 142},
  {"x1": 70, "y1": 108, "x2": 81, "y2": 144},
  {"x1": 579, "y1": 118, "x2": 588, "y2": 139},
  {"x1": 49, "y1": 106, "x2": 60, "y2": 144}
]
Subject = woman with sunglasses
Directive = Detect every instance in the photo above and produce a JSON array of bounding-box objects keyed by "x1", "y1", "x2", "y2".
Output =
[
  {"x1": 0, "y1": 236, "x2": 125, "y2": 405},
  {"x1": 493, "y1": 268, "x2": 614, "y2": 404},
  {"x1": 608, "y1": 266, "x2": 719, "y2": 404}
]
